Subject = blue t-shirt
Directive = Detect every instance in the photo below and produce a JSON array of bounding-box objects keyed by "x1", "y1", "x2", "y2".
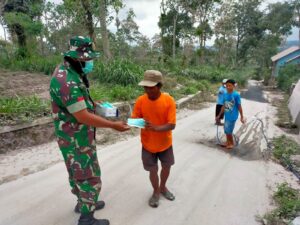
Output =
[
  {"x1": 223, "y1": 91, "x2": 241, "y2": 122},
  {"x1": 217, "y1": 86, "x2": 227, "y2": 105}
]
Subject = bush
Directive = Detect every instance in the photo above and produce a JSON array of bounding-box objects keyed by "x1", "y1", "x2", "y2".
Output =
[
  {"x1": 92, "y1": 59, "x2": 144, "y2": 86},
  {"x1": 277, "y1": 64, "x2": 300, "y2": 92},
  {"x1": 89, "y1": 83, "x2": 143, "y2": 102},
  {"x1": 0, "y1": 54, "x2": 61, "y2": 75},
  {"x1": 0, "y1": 95, "x2": 50, "y2": 125},
  {"x1": 182, "y1": 86, "x2": 198, "y2": 95},
  {"x1": 264, "y1": 183, "x2": 300, "y2": 224},
  {"x1": 272, "y1": 135, "x2": 300, "y2": 166},
  {"x1": 181, "y1": 65, "x2": 252, "y2": 87}
]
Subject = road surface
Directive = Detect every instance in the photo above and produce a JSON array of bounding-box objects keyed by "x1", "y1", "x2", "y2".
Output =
[{"x1": 0, "y1": 81, "x2": 298, "y2": 225}]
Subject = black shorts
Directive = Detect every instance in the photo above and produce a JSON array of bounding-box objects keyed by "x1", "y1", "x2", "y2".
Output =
[
  {"x1": 142, "y1": 146, "x2": 175, "y2": 171},
  {"x1": 215, "y1": 104, "x2": 224, "y2": 119}
]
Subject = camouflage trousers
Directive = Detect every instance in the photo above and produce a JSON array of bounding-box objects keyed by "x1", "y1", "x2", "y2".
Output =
[{"x1": 60, "y1": 144, "x2": 102, "y2": 214}]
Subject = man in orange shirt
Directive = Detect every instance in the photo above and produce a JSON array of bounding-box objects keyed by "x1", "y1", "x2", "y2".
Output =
[{"x1": 132, "y1": 70, "x2": 176, "y2": 208}]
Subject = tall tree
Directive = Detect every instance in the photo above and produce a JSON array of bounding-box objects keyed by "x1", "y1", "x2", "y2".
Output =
[
  {"x1": 231, "y1": 0, "x2": 264, "y2": 64},
  {"x1": 3, "y1": 0, "x2": 44, "y2": 57},
  {"x1": 120, "y1": 8, "x2": 141, "y2": 44},
  {"x1": 181, "y1": 0, "x2": 221, "y2": 63},
  {"x1": 110, "y1": 0, "x2": 124, "y2": 33},
  {"x1": 80, "y1": 0, "x2": 95, "y2": 43},
  {"x1": 99, "y1": 0, "x2": 112, "y2": 59},
  {"x1": 159, "y1": 0, "x2": 192, "y2": 58},
  {"x1": 293, "y1": 0, "x2": 300, "y2": 45},
  {"x1": 214, "y1": 0, "x2": 236, "y2": 66}
]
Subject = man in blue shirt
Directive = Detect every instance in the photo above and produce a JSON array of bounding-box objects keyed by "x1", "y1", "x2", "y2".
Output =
[
  {"x1": 215, "y1": 79, "x2": 227, "y2": 125},
  {"x1": 216, "y1": 79, "x2": 245, "y2": 149}
]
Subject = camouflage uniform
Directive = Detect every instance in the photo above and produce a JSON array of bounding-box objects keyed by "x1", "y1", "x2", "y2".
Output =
[{"x1": 49, "y1": 36, "x2": 101, "y2": 214}]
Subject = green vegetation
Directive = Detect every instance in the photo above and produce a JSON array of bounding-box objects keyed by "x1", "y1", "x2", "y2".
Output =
[
  {"x1": 0, "y1": 0, "x2": 298, "y2": 126},
  {"x1": 0, "y1": 95, "x2": 50, "y2": 126},
  {"x1": 263, "y1": 183, "x2": 300, "y2": 225},
  {"x1": 92, "y1": 59, "x2": 144, "y2": 86},
  {"x1": 277, "y1": 64, "x2": 300, "y2": 93},
  {"x1": 0, "y1": 53, "x2": 61, "y2": 75},
  {"x1": 272, "y1": 135, "x2": 300, "y2": 167},
  {"x1": 89, "y1": 84, "x2": 143, "y2": 102}
]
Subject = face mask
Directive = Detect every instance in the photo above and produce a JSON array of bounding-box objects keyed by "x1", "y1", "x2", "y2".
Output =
[
  {"x1": 83, "y1": 60, "x2": 94, "y2": 74},
  {"x1": 127, "y1": 118, "x2": 145, "y2": 128}
]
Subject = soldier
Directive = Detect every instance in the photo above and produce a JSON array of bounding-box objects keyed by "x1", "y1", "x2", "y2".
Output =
[{"x1": 50, "y1": 36, "x2": 129, "y2": 225}]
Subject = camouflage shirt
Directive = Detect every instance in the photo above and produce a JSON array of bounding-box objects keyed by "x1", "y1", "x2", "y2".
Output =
[{"x1": 50, "y1": 63, "x2": 96, "y2": 151}]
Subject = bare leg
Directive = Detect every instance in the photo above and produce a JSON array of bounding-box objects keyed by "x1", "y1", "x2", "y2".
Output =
[
  {"x1": 227, "y1": 134, "x2": 234, "y2": 149},
  {"x1": 160, "y1": 166, "x2": 171, "y2": 193},
  {"x1": 149, "y1": 168, "x2": 160, "y2": 196}
]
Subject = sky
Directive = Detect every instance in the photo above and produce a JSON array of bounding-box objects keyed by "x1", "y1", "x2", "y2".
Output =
[{"x1": 0, "y1": 0, "x2": 298, "y2": 45}]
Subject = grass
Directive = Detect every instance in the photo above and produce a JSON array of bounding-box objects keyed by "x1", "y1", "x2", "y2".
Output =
[
  {"x1": 0, "y1": 54, "x2": 61, "y2": 75},
  {"x1": 89, "y1": 83, "x2": 144, "y2": 102},
  {"x1": 180, "y1": 65, "x2": 253, "y2": 87},
  {"x1": 92, "y1": 59, "x2": 144, "y2": 86},
  {"x1": 272, "y1": 135, "x2": 300, "y2": 167},
  {"x1": 0, "y1": 95, "x2": 51, "y2": 126},
  {"x1": 263, "y1": 183, "x2": 300, "y2": 225}
]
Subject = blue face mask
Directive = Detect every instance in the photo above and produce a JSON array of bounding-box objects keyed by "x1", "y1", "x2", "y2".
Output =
[
  {"x1": 127, "y1": 118, "x2": 145, "y2": 128},
  {"x1": 83, "y1": 60, "x2": 94, "y2": 74}
]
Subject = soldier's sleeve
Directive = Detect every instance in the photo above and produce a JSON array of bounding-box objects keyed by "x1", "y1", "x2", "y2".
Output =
[
  {"x1": 53, "y1": 73, "x2": 87, "y2": 114},
  {"x1": 64, "y1": 85, "x2": 87, "y2": 114}
]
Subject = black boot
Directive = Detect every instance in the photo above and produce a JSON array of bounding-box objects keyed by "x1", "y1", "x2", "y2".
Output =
[
  {"x1": 77, "y1": 212, "x2": 109, "y2": 225},
  {"x1": 75, "y1": 201, "x2": 105, "y2": 213}
]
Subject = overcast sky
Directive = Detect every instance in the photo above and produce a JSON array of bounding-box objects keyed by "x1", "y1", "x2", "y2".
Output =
[{"x1": 0, "y1": 0, "x2": 298, "y2": 45}]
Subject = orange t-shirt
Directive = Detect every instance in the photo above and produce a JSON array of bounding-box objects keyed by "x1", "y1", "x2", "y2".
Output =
[{"x1": 132, "y1": 93, "x2": 176, "y2": 153}]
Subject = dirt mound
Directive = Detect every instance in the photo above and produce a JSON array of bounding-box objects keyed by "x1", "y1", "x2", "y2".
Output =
[{"x1": 0, "y1": 69, "x2": 50, "y2": 99}]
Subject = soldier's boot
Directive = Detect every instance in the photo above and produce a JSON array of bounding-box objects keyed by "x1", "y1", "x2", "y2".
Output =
[
  {"x1": 77, "y1": 212, "x2": 109, "y2": 225},
  {"x1": 75, "y1": 201, "x2": 105, "y2": 213}
]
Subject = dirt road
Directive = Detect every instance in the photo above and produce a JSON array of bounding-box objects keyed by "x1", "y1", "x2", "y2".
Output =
[{"x1": 0, "y1": 81, "x2": 298, "y2": 225}]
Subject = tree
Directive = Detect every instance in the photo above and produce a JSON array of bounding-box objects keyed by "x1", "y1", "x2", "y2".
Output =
[
  {"x1": 120, "y1": 8, "x2": 141, "y2": 44},
  {"x1": 181, "y1": 0, "x2": 221, "y2": 63},
  {"x1": 80, "y1": 0, "x2": 96, "y2": 43},
  {"x1": 99, "y1": 0, "x2": 112, "y2": 59},
  {"x1": 159, "y1": 0, "x2": 193, "y2": 58},
  {"x1": 110, "y1": 0, "x2": 124, "y2": 33},
  {"x1": 293, "y1": 0, "x2": 300, "y2": 45},
  {"x1": 264, "y1": 2, "x2": 293, "y2": 36},
  {"x1": 231, "y1": 0, "x2": 264, "y2": 64},
  {"x1": 214, "y1": 1, "x2": 236, "y2": 66},
  {"x1": 3, "y1": 0, "x2": 44, "y2": 57}
]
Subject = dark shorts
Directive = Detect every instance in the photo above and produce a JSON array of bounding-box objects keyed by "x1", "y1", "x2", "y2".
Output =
[
  {"x1": 216, "y1": 104, "x2": 224, "y2": 119},
  {"x1": 142, "y1": 146, "x2": 175, "y2": 171}
]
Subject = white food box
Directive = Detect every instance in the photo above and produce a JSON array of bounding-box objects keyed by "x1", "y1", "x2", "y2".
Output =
[{"x1": 95, "y1": 103, "x2": 119, "y2": 117}]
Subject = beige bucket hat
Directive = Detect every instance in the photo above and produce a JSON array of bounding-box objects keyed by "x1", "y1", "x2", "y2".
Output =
[{"x1": 138, "y1": 70, "x2": 163, "y2": 87}]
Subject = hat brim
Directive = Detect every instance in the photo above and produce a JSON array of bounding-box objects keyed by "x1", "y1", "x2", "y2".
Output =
[
  {"x1": 64, "y1": 50, "x2": 100, "y2": 61},
  {"x1": 138, "y1": 80, "x2": 158, "y2": 87}
]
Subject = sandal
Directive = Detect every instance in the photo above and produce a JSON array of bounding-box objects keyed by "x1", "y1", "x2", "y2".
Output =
[
  {"x1": 161, "y1": 190, "x2": 175, "y2": 201},
  {"x1": 148, "y1": 194, "x2": 159, "y2": 208}
]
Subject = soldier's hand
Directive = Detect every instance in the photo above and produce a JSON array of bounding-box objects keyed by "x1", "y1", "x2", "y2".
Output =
[{"x1": 113, "y1": 121, "x2": 130, "y2": 132}]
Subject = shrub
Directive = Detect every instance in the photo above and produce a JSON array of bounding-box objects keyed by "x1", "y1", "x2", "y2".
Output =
[
  {"x1": 182, "y1": 86, "x2": 198, "y2": 95},
  {"x1": 92, "y1": 59, "x2": 144, "y2": 86},
  {"x1": 272, "y1": 135, "x2": 300, "y2": 166},
  {"x1": 89, "y1": 83, "x2": 143, "y2": 102},
  {"x1": 277, "y1": 64, "x2": 300, "y2": 92},
  {"x1": 0, "y1": 54, "x2": 61, "y2": 75},
  {"x1": 0, "y1": 95, "x2": 50, "y2": 125},
  {"x1": 263, "y1": 183, "x2": 300, "y2": 224}
]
